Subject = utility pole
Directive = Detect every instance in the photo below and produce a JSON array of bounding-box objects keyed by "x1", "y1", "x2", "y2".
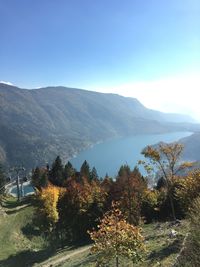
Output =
[
  {"x1": 16, "y1": 172, "x2": 20, "y2": 201},
  {"x1": 20, "y1": 179, "x2": 24, "y2": 198},
  {"x1": 11, "y1": 167, "x2": 25, "y2": 201}
]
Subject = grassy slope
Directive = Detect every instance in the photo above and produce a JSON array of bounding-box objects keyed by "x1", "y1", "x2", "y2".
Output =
[
  {"x1": 0, "y1": 197, "x2": 90, "y2": 267},
  {"x1": 0, "y1": 197, "x2": 188, "y2": 267},
  {"x1": 59, "y1": 221, "x2": 189, "y2": 267},
  {"x1": 0, "y1": 196, "x2": 49, "y2": 267}
]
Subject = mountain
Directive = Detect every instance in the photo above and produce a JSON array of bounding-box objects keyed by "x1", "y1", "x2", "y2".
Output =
[
  {"x1": 180, "y1": 132, "x2": 200, "y2": 162},
  {"x1": 0, "y1": 83, "x2": 199, "y2": 169}
]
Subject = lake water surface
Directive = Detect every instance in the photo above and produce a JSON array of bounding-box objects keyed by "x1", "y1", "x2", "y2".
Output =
[
  {"x1": 71, "y1": 132, "x2": 192, "y2": 178},
  {"x1": 10, "y1": 182, "x2": 35, "y2": 196}
]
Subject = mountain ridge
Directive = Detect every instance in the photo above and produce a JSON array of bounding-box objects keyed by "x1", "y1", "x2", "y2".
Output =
[{"x1": 0, "y1": 83, "x2": 199, "y2": 169}]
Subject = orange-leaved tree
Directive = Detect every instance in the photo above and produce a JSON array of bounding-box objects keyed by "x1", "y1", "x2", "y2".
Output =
[
  {"x1": 88, "y1": 202, "x2": 145, "y2": 267},
  {"x1": 58, "y1": 177, "x2": 106, "y2": 241}
]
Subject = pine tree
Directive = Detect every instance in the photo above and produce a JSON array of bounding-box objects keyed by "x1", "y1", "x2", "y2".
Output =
[
  {"x1": 90, "y1": 167, "x2": 98, "y2": 181},
  {"x1": 40, "y1": 172, "x2": 48, "y2": 188},
  {"x1": 49, "y1": 156, "x2": 64, "y2": 186},
  {"x1": 32, "y1": 167, "x2": 41, "y2": 189},
  {"x1": 64, "y1": 161, "x2": 75, "y2": 179},
  {"x1": 32, "y1": 167, "x2": 48, "y2": 189},
  {"x1": 80, "y1": 160, "x2": 90, "y2": 179},
  {"x1": 118, "y1": 164, "x2": 131, "y2": 177}
]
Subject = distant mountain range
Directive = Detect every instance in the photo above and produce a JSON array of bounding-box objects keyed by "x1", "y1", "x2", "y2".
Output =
[{"x1": 0, "y1": 83, "x2": 199, "y2": 169}]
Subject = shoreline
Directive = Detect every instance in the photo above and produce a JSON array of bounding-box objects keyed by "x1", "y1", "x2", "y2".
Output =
[{"x1": 7, "y1": 181, "x2": 35, "y2": 197}]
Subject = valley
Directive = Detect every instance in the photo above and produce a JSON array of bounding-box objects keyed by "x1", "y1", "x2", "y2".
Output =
[{"x1": 0, "y1": 83, "x2": 199, "y2": 170}]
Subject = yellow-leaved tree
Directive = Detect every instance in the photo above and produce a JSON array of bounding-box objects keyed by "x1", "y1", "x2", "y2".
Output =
[
  {"x1": 88, "y1": 202, "x2": 145, "y2": 267},
  {"x1": 36, "y1": 184, "x2": 60, "y2": 232},
  {"x1": 176, "y1": 169, "x2": 200, "y2": 213},
  {"x1": 140, "y1": 143, "x2": 193, "y2": 220}
]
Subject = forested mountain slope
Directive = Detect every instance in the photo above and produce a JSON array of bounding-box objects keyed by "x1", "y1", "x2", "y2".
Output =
[{"x1": 0, "y1": 83, "x2": 199, "y2": 168}]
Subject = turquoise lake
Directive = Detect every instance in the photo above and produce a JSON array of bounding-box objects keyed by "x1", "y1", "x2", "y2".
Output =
[
  {"x1": 10, "y1": 184, "x2": 35, "y2": 196},
  {"x1": 71, "y1": 132, "x2": 192, "y2": 178}
]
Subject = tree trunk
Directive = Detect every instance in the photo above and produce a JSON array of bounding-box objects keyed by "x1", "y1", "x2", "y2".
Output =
[
  {"x1": 165, "y1": 178, "x2": 176, "y2": 221},
  {"x1": 169, "y1": 190, "x2": 176, "y2": 221},
  {"x1": 116, "y1": 255, "x2": 119, "y2": 267}
]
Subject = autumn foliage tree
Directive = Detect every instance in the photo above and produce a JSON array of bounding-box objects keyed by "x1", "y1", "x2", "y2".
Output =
[
  {"x1": 141, "y1": 189, "x2": 160, "y2": 222},
  {"x1": 89, "y1": 202, "x2": 145, "y2": 267},
  {"x1": 57, "y1": 177, "x2": 106, "y2": 241},
  {"x1": 141, "y1": 143, "x2": 193, "y2": 220},
  {"x1": 176, "y1": 169, "x2": 200, "y2": 214},
  {"x1": 35, "y1": 185, "x2": 60, "y2": 233},
  {"x1": 31, "y1": 151, "x2": 197, "y2": 249},
  {"x1": 113, "y1": 165, "x2": 147, "y2": 225}
]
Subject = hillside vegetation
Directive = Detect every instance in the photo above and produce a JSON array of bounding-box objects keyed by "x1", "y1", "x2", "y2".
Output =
[
  {"x1": 1, "y1": 142, "x2": 200, "y2": 266},
  {"x1": 0, "y1": 196, "x2": 189, "y2": 267},
  {"x1": 0, "y1": 83, "x2": 199, "y2": 169}
]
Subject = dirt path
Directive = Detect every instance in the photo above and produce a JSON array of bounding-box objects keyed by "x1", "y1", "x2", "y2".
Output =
[
  {"x1": 6, "y1": 203, "x2": 30, "y2": 211},
  {"x1": 36, "y1": 245, "x2": 91, "y2": 267}
]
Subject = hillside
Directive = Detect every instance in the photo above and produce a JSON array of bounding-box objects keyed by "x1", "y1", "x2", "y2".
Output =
[
  {"x1": 0, "y1": 83, "x2": 199, "y2": 169},
  {"x1": 0, "y1": 197, "x2": 189, "y2": 267},
  {"x1": 180, "y1": 132, "x2": 200, "y2": 161}
]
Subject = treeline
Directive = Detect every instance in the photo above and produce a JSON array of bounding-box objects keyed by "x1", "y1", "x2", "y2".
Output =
[
  {"x1": 31, "y1": 147, "x2": 200, "y2": 247},
  {"x1": 32, "y1": 157, "x2": 99, "y2": 188},
  {"x1": 32, "y1": 157, "x2": 148, "y2": 243}
]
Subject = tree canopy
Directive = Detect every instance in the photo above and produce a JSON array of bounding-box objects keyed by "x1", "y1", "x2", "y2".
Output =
[{"x1": 89, "y1": 202, "x2": 145, "y2": 266}]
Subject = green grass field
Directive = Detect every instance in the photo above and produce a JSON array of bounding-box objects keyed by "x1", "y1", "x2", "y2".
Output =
[
  {"x1": 0, "y1": 196, "x2": 51, "y2": 267},
  {"x1": 0, "y1": 196, "x2": 189, "y2": 267}
]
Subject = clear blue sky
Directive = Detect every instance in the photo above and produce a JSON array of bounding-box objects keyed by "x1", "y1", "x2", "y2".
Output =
[
  {"x1": 0, "y1": 0, "x2": 200, "y2": 119},
  {"x1": 0, "y1": 0, "x2": 199, "y2": 88}
]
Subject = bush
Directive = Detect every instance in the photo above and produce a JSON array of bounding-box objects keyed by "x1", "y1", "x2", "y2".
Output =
[{"x1": 176, "y1": 170, "x2": 200, "y2": 215}]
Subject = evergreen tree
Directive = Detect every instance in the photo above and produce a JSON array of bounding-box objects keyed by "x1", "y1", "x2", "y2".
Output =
[
  {"x1": 32, "y1": 167, "x2": 41, "y2": 189},
  {"x1": 118, "y1": 164, "x2": 131, "y2": 177},
  {"x1": 80, "y1": 160, "x2": 90, "y2": 179},
  {"x1": 90, "y1": 167, "x2": 98, "y2": 181},
  {"x1": 63, "y1": 161, "x2": 75, "y2": 179},
  {"x1": 49, "y1": 156, "x2": 64, "y2": 186},
  {"x1": 40, "y1": 172, "x2": 48, "y2": 188},
  {"x1": 32, "y1": 167, "x2": 48, "y2": 189}
]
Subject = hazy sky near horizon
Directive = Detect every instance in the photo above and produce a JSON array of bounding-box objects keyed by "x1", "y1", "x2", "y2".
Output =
[{"x1": 0, "y1": 0, "x2": 200, "y2": 120}]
